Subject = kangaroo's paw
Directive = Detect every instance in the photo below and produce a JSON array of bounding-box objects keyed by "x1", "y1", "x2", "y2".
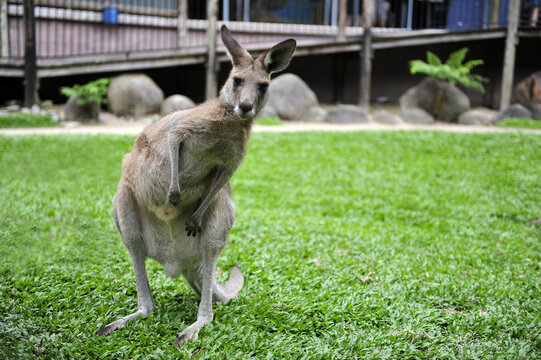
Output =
[
  {"x1": 96, "y1": 308, "x2": 152, "y2": 337},
  {"x1": 185, "y1": 216, "x2": 202, "y2": 237},
  {"x1": 96, "y1": 318, "x2": 128, "y2": 336},
  {"x1": 175, "y1": 325, "x2": 200, "y2": 345}
]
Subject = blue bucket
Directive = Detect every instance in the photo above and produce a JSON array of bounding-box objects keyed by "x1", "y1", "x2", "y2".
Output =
[{"x1": 103, "y1": 7, "x2": 118, "y2": 25}]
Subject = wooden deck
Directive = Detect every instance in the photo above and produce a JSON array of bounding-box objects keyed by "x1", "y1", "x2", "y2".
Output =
[{"x1": 0, "y1": 13, "x2": 512, "y2": 78}]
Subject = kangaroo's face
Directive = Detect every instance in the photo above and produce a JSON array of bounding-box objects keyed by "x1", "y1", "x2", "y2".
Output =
[
  {"x1": 220, "y1": 26, "x2": 296, "y2": 120},
  {"x1": 222, "y1": 61, "x2": 270, "y2": 119}
]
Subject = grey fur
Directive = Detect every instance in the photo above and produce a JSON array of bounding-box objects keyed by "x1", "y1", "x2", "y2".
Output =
[{"x1": 96, "y1": 25, "x2": 296, "y2": 344}]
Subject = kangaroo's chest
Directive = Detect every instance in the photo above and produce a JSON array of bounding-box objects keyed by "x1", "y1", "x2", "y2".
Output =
[{"x1": 179, "y1": 131, "x2": 246, "y2": 183}]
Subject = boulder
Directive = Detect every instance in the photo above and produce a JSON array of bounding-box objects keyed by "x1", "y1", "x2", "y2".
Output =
[
  {"x1": 266, "y1": 73, "x2": 318, "y2": 120},
  {"x1": 305, "y1": 106, "x2": 327, "y2": 122},
  {"x1": 160, "y1": 94, "x2": 196, "y2": 116},
  {"x1": 514, "y1": 71, "x2": 541, "y2": 119},
  {"x1": 63, "y1": 96, "x2": 100, "y2": 122},
  {"x1": 400, "y1": 108, "x2": 435, "y2": 124},
  {"x1": 372, "y1": 110, "x2": 400, "y2": 125},
  {"x1": 400, "y1": 77, "x2": 470, "y2": 122},
  {"x1": 491, "y1": 103, "x2": 532, "y2": 123},
  {"x1": 326, "y1": 105, "x2": 369, "y2": 124},
  {"x1": 457, "y1": 108, "x2": 494, "y2": 126},
  {"x1": 257, "y1": 105, "x2": 279, "y2": 119},
  {"x1": 108, "y1": 74, "x2": 164, "y2": 117}
]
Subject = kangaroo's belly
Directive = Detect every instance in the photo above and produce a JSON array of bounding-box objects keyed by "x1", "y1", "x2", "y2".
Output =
[{"x1": 140, "y1": 210, "x2": 202, "y2": 278}]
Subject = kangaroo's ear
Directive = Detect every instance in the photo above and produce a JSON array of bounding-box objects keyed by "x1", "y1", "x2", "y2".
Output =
[
  {"x1": 221, "y1": 25, "x2": 251, "y2": 66},
  {"x1": 259, "y1": 39, "x2": 296, "y2": 75}
]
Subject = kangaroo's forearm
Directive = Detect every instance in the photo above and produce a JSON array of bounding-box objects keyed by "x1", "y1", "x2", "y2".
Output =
[
  {"x1": 192, "y1": 167, "x2": 229, "y2": 221},
  {"x1": 167, "y1": 116, "x2": 185, "y2": 206}
]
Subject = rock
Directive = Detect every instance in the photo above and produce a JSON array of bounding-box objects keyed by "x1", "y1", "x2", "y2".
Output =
[
  {"x1": 400, "y1": 108, "x2": 435, "y2": 124},
  {"x1": 40, "y1": 100, "x2": 53, "y2": 110},
  {"x1": 108, "y1": 74, "x2": 164, "y2": 117},
  {"x1": 305, "y1": 106, "x2": 327, "y2": 122},
  {"x1": 160, "y1": 94, "x2": 196, "y2": 116},
  {"x1": 63, "y1": 96, "x2": 100, "y2": 122},
  {"x1": 514, "y1": 71, "x2": 541, "y2": 119},
  {"x1": 326, "y1": 105, "x2": 369, "y2": 124},
  {"x1": 267, "y1": 73, "x2": 318, "y2": 120},
  {"x1": 457, "y1": 108, "x2": 494, "y2": 125},
  {"x1": 400, "y1": 77, "x2": 470, "y2": 122},
  {"x1": 257, "y1": 105, "x2": 278, "y2": 119},
  {"x1": 372, "y1": 110, "x2": 400, "y2": 125},
  {"x1": 61, "y1": 121, "x2": 81, "y2": 128},
  {"x1": 141, "y1": 117, "x2": 154, "y2": 125},
  {"x1": 47, "y1": 110, "x2": 60, "y2": 122},
  {"x1": 399, "y1": 86, "x2": 418, "y2": 109},
  {"x1": 5, "y1": 104, "x2": 20, "y2": 112},
  {"x1": 31, "y1": 104, "x2": 41, "y2": 114},
  {"x1": 491, "y1": 103, "x2": 532, "y2": 123}
]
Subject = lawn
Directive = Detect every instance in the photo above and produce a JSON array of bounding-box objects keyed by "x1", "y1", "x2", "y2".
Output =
[
  {"x1": 0, "y1": 113, "x2": 59, "y2": 128},
  {"x1": 495, "y1": 118, "x2": 541, "y2": 130},
  {"x1": 0, "y1": 131, "x2": 540, "y2": 359}
]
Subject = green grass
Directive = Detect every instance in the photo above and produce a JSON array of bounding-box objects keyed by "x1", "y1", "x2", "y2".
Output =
[
  {"x1": 495, "y1": 118, "x2": 541, "y2": 129},
  {"x1": 0, "y1": 112, "x2": 59, "y2": 128},
  {"x1": 255, "y1": 116, "x2": 283, "y2": 126},
  {"x1": 1, "y1": 131, "x2": 540, "y2": 359}
]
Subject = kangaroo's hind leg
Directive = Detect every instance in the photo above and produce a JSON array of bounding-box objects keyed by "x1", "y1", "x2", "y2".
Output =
[
  {"x1": 175, "y1": 185, "x2": 239, "y2": 344},
  {"x1": 96, "y1": 184, "x2": 155, "y2": 336}
]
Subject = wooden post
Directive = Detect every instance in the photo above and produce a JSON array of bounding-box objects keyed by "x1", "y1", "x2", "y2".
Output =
[
  {"x1": 359, "y1": 0, "x2": 373, "y2": 109},
  {"x1": 178, "y1": 0, "x2": 188, "y2": 49},
  {"x1": 205, "y1": 0, "x2": 218, "y2": 100},
  {"x1": 337, "y1": 0, "x2": 347, "y2": 41},
  {"x1": 1, "y1": 0, "x2": 9, "y2": 57},
  {"x1": 23, "y1": 0, "x2": 37, "y2": 108},
  {"x1": 489, "y1": 0, "x2": 501, "y2": 29},
  {"x1": 500, "y1": 0, "x2": 520, "y2": 110}
]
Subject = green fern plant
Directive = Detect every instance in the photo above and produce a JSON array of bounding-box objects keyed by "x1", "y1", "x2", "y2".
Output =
[
  {"x1": 60, "y1": 77, "x2": 112, "y2": 106},
  {"x1": 409, "y1": 48, "x2": 488, "y2": 117}
]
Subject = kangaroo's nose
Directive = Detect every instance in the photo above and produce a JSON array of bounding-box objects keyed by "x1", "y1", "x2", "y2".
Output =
[{"x1": 239, "y1": 102, "x2": 253, "y2": 114}]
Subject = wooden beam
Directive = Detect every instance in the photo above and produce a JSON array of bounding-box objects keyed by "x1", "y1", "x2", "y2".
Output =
[
  {"x1": 500, "y1": 0, "x2": 520, "y2": 110},
  {"x1": 359, "y1": 0, "x2": 374, "y2": 109},
  {"x1": 23, "y1": 0, "x2": 37, "y2": 107},
  {"x1": 372, "y1": 29, "x2": 506, "y2": 49},
  {"x1": 206, "y1": 0, "x2": 219, "y2": 100}
]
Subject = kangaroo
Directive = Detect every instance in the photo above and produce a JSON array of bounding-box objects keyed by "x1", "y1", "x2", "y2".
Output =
[{"x1": 96, "y1": 25, "x2": 296, "y2": 344}]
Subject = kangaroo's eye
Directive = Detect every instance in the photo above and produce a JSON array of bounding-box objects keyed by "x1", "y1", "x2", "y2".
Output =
[
  {"x1": 233, "y1": 78, "x2": 243, "y2": 87},
  {"x1": 258, "y1": 82, "x2": 269, "y2": 93}
]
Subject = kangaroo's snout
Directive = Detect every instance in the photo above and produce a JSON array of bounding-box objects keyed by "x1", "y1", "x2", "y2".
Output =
[
  {"x1": 238, "y1": 102, "x2": 253, "y2": 114},
  {"x1": 235, "y1": 100, "x2": 255, "y2": 118}
]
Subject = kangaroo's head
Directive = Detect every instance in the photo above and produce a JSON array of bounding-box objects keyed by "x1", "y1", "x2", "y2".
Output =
[{"x1": 220, "y1": 25, "x2": 296, "y2": 119}]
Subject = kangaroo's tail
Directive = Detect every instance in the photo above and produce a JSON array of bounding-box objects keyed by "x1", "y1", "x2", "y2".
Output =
[{"x1": 213, "y1": 265, "x2": 245, "y2": 303}]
